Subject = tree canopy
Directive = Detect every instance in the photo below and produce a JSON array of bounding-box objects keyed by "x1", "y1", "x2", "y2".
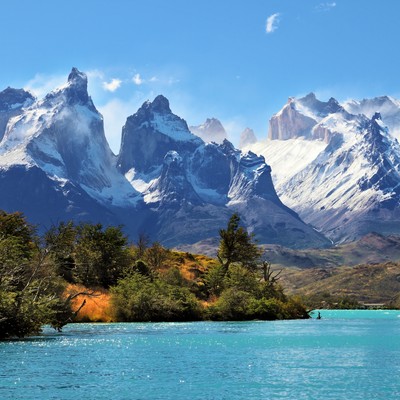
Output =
[{"x1": 217, "y1": 213, "x2": 262, "y2": 272}]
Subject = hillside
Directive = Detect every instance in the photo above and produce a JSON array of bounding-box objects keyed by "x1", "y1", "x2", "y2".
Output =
[
  {"x1": 262, "y1": 232, "x2": 400, "y2": 269},
  {"x1": 279, "y1": 262, "x2": 400, "y2": 306}
]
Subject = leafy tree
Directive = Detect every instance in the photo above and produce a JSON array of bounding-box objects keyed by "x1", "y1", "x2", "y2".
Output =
[
  {"x1": 44, "y1": 221, "x2": 77, "y2": 281},
  {"x1": 0, "y1": 211, "x2": 75, "y2": 339},
  {"x1": 223, "y1": 264, "x2": 260, "y2": 295},
  {"x1": 144, "y1": 242, "x2": 168, "y2": 271},
  {"x1": 134, "y1": 259, "x2": 151, "y2": 276},
  {"x1": 74, "y1": 223, "x2": 132, "y2": 288},
  {"x1": 217, "y1": 213, "x2": 261, "y2": 273},
  {"x1": 204, "y1": 264, "x2": 226, "y2": 296}
]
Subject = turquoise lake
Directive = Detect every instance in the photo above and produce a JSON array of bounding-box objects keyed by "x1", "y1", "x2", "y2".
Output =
[{"x1": 1, "y1": 310, "x2": 399, "y2": 399}]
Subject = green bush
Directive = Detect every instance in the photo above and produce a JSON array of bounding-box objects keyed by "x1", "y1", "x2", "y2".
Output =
[
  {"x1": 110, "y1": 272, "x2": 203, "y2": 322},
  {"x1": 208, "y1": 288, "x2": 253, "y2": 320}
]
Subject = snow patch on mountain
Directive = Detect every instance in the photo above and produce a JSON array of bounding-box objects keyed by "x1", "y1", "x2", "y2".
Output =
[
  {"x1": 343, "y1": 96, "x2": 400, "y2": 141},
  {"x1": 151, "y1": 113, "x2": 200, "y2": 142},
  {"x1": 243, "y1": 138, "x2": 327, "y2": 186}
]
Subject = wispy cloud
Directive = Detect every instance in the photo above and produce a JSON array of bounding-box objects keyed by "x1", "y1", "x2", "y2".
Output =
[
  {"x1": 102, "y1": 78, "x2": 122, "y2": 92},
  {"x1": 133, "y1": 73, "x2": 143, "y2": 85},
  {"x1": 24, "y1": 73, "x2": 66, "y2": 98},
  {"x1": 315, "y1": 2, "x2": 337, "y2": 12},
  {"x1": 266, "y1": 13, "x2": 281, "y2": 34},
  {"x1": 86, "y1": 69, "x2": 105, "y2": 80},
  {"x1": 98, "y1": 98, "x2": 137, "y2": 153}
]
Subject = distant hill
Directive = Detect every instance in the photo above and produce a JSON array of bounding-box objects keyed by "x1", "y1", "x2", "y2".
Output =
[
  {"x1": 279, "y1": 262, "x2": 400, "y2": 306},
  {"x1": 263, "y1": 232, "x2": 400, "y2": 269}
]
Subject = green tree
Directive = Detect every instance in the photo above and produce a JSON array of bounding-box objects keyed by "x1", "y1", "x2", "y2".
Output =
[
  {"x1": 74, "y1": 223, "x2": 132, "y2": 288},
  {"x1": 204, "y1": 264, "x2": 226, "y2": 296},
  {"x1": 0, "y1": 211, "x2": 74, "y2": 339},
  {"x1": 44, "y1": 221, "x2": 77, "y2": 281},
  {"x1": 217, "y1": 213, "x2": 261, "y2": 273}
]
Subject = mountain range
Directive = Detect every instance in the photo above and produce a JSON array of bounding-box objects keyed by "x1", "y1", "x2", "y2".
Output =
[
  {"x1": 244, "y1": 93, "x2": 400, "y2": 243},
  {"x1": 0, "y1": 68, "x2": 329, "y2": 249}
]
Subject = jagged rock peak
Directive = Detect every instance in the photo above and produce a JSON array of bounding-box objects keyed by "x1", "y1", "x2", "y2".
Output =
[
  {"x1": 372, "y1": 112, "x2": 382, "y2": 122},
  {"x1": 239, "y1": 128, "x2": 257, "y2": 148},
  {"x1": 148, "y1": 150, "x2": 203, "y2": 207},
  {"x1": 362, "y1": 112, "x2": 386, "y2": 146},
  {"x1": 220, "y1": 138, "x2": 238, "y2": 155},
  {"x1": 189, "y1": 117, "x2": 227, "y2": 144},
  {"x1": 204, "y1": 117, "x2": 223, "y2": 128},
  {"x1": 143, "y1": 95, "x2": 171, "y2": 114},
  {"x1": 0, "y1": 87, "x2": 35, "y2": 111},
  {"x1": 301, "y1": 92, "x2": 317, "y2": 102},
  {"x1": 68, "y1": 67, "x2": 87, "y2": 86},
  {"x1": 164, "y1": 150, "x2": 182, "y2": 166},
  {"x1": 49, "y1": 67, "x2": 90, "y2": 105},
  {"x1": 298, "y1": 92, "x2": 342, "y2": 116}
]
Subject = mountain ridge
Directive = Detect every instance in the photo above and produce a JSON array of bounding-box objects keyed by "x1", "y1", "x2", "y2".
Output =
[
  {"x1": 0, "y1": 68, "x2": 329, "y2": 249},
  {"x1": 245, "y1": 92, "x2": 400, "y2": 243}
]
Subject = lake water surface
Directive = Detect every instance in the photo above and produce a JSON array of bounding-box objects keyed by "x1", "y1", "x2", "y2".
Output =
[{"x1": 1, "y1": 310, "x2": 399, "y2": 399}]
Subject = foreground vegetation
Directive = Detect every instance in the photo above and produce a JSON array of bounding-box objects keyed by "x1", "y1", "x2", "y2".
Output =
[{"x1": 0, "y1": 211, "x2": 310, "y2": 339}]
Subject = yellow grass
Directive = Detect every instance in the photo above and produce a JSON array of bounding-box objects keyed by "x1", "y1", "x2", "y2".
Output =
[{"x1": 66, "y1": 284, "x2": 113, "y2": 322}]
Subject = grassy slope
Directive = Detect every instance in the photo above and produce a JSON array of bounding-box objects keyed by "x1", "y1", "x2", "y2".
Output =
[
  {"x1": 278, "y1": 262, "x2": 400, "y2": 304},
  {"x1": 69, "y1": 251, "x2": 217, "y2": 322},
  {"x1": 264, "y1": 233, "x2": 400, "y2": 268}
]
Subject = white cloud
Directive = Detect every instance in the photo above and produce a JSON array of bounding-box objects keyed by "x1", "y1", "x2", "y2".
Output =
[
  {"x1": 133, "y1": 73, "x2": 143, "y2": 85},
  {"x1": 98, "y1": 99, "x2": 138, "y2": 153},
  {"x1": 102, "y1": 78, "x2": 122, "y2": 92},
  {"x1": 24, "y1": 73, "x2": 66, "y2": 98},
  {"x1": 221, "y1": 117, "x2": 247, "y2": 147},
  {"x1": 86, "y1": 69, "x2": 105, "y2": 80},
  {"x1": 266, "y1": 13, "x2": 281, "y2": 34},
  {"x1": 316, "y1": 2, "x2": 337, "y2": 12}
]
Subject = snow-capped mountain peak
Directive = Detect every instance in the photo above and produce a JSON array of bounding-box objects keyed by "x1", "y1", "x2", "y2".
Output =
[
  {"x1": 190, "y1": 117, "x2": 227, "y2": 144},
  {"x1": 118, "y1": 95, "x2": 203, "y2": 176},
  {"x1": 0, "y1": 87, "x2": 35, "y2": 143},
  {"x1": 0, "y1": 68, "x2": 138, "y2": 207},
  {"x1": 0, "y1": 70, "x2": 334, "y2": 249},
  {"x1": 0, "y1": 87, "x2": 35, "y2": 112},
  {"x1": 41, "y1": 67, "x2": 94, "y2": 111},
  {"x1": 239, "y1": 128, "x2": 257, "y2": 148}
]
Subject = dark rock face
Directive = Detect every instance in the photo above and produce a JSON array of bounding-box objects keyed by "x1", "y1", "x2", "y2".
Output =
[
  {"x1": 117, "y1": 95, "x2": 202, "y2": 175},
  {"x1": 189, "y1": 141, "x2": 235, "y2": 202},
  {"x1": 0, "y1": 165, "x2": 118, "y2": 233},
  {"x1": 0, "y1": 87, "x2": 35, "y2": 112},
  {"x1": 148, "y1": 151, "x2": 203, "y2": 207},
  {"x1": 0, "y1": 87, "x2": 35, "y2": 141}
]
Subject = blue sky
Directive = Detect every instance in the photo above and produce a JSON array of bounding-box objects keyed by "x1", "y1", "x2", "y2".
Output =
[{"x1": 1, "y1": 0, "x2": 399, "y2": 152}]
